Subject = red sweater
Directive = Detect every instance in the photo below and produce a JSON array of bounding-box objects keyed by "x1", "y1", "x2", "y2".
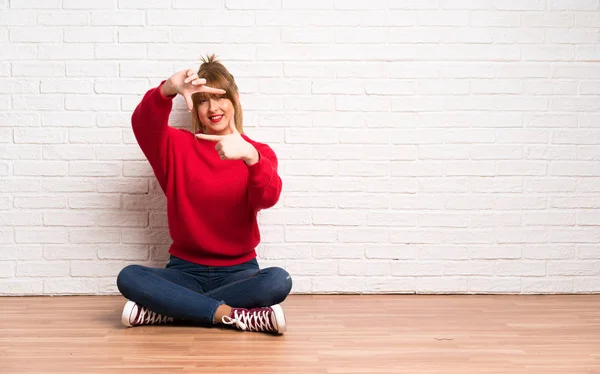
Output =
[{"x1": 131, "y1": 83, "x2": 282, "y2": 266}]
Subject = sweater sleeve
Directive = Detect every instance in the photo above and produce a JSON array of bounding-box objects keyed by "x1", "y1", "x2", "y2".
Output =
[
  {"x1": 246, "y1": 141, "x2": 283, "y2": 211},
  {"x1": 131, "y1": 81, "x2": 175, "y2": 191}
]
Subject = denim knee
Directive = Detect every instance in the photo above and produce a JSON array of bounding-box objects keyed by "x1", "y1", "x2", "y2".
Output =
[
  {"x1": 116, "y1": 264, "x2": 143, "y2": 296},
  {"x1": 265, "y1": 267, "x2": 293, "y2": 304}
]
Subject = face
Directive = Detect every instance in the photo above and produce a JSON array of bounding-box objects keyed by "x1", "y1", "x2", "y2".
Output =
[{"x1": 196, "y1": 95, "x2": 235, "y2": 136}]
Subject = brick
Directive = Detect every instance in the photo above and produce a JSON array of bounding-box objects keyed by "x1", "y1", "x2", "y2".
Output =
[
  {"x1": 11, "y1": 27, "x2": 61, "y2": 42},
  {"x1": 43, "y1": 211, "x2": 96, "y2": 226},
  {"x1": 470, "y1": 212, "x2": 522, "y2": 227},
  {"x1": 61, "y1": 0, "x2": 113, "y2": 8},
  {"x1": 0, "y1": 10, "x2": 36, "y2": 25},
  {"x1": 15, "y1": 228, "x2": 68, "y2": 244},
  {"x1": 364, "y1": 277, "x2": 415, "y2": 294},
  {"x1": 123, "y1": 161, "x2": 154, "y2": 177},
  {"x1": 41, "y1": 79, "x2": 94, "y2": 94},
  {"x1": 95, "y1": 44, "x2": 146, "y2": 60},
  {"x1": 312, "y1": 209, "x2": 364, "y2": 226},
  {"x1": 120, "y1": 0, "x2": 170, "y2": 8},
  {"x1": 44, "y1": 245, "x2": 97, "y2": 260},
  {"x1": 312, "y1": 244, "x2": 364, "y2": 259},
  {"x1": 258, "y1": 10, "x2": 351, "y2": 26},
  {"x1": 44, "y1": 278, "x2": 99, "y2": 294},
  {"x1": 523, "y1": 246, "x2": 576, "y2": 260},
  {"x1": 339, "y1": 260, "x2": 390, "y2": 276},
  {"x1": 576, "y1": 13, "x2": 600, "y2": 27},
  {"x1": 0, "y1": 262, "x2": 14, "y2": 277},
  {"x1": 69, "y1": 228, "x2": 121, "y2": 244},
  {"x1": 574, "y1": 278, "x2": 600, "y2": 293},
  {"x1": 577, "y1": 244, "x2": 600, "y2": 259},
  {"x1": 547, "y1": 261, "x2": 600, "y2": 276},
  {"x1": 0, "y1": 245, "x2": 43, "y2": 260},
  {"x1": 338, "y1": 228, "x2": 389, "y2": 243},
  {"x1": 338, "y1": 194, "x2": 389, "y2": 209},
  {"x1": 149, "y1": 212, "x2": 168, "y2": 227},
  {"x1": 39, "y1": 44, "x2": 94, "y2": 60},
  {"x1": 66, "y1": 62, "x2": 119, "y2": 77},
  {"x1": 42, "y1": 112, "x2": 95, "y2": 127},
  {"x1": 17, "y1": 260, "x2": 69, "y2": 277},
  {"x1": 0, "y1": 211, "x2": 42, "y2": 226},
  {"x1": 0, "y1": 179, "x2": 41, "y2": 192},
  {"x1": 0, "y1": 79, "x2": 39, "y2": 94},
  {"x1": 468, "y1": 277, "x2": 520, "y2": 293},
  {"x1": 415, "y1": 277, "x2": 468, "y2": 294},
  {"x1": 71, "y1": 261, "x2": 132, "y2": 277},
  {"x1": 96, "y1": 212, "x2": 148, "y2": 227},
  {"x1": 0, "y1": 43, "x2": 36, "y2": 60},
  {"x1": 0, "y1": 227, "x2": 13, "y2": 243},
  {"x1": 0, "y1": 279, "x2": 43, "y2": 295},
  {"x1": 69, "y1": 194, "x2": 120, "y2": 209},
  {"x1": 13, "y1": 161, "x2": 67, "y2": 176},
  {"x1": 312, "y1": 277, "x2": 365, "y2": 293},
  {"x1": 43, "y1": 178, "x2": 96, "y2": 192},
  {"x1": 390, "y1": 229, "x2": 445, "y2": 244},
  {"x1": 284, "y1": 226, "x2": 336, "y2": 243},
  {"x1": 38, "y1": 11, "x2": 88, "y2": 25},
  {"x1": 65, "y1": 95, "x2": 120, "y2": 111},
  {"x1": 97, "y1": 178, "x2": 148, "y2": 193},
  {"x1": 43, "y1": 145, "x2": 94, "y2": 160},
  {"x1": 69, "y1": 162, "x2": 121, "y2": 177},
  {"x1": 259, "y1": 244, "x2": 311, "y2": 260},
  {"x1": 121, "y1": 228, "x2": 171, "y2": 244},
  {"x1": 522, "y1": 278, "x2": 574, "y2": 294},
  {"x1": 13, "y1": 95, "x2": 64, "y2": 111},
  {"x1": 0, "y1": 144, "x2": 41, "y2": 159},
  {"x1": 69, "y1": 129, "x2": 121, "y2": 143},
  {"x1": 97, "y1": 245, "x2": 149, "y2": 260},
  {"x1": 286, "y1": 260, "x2": 338, "y2": 276},
  {"x1": 549, "y1": 228, "x2": 600, "y2": 243}
]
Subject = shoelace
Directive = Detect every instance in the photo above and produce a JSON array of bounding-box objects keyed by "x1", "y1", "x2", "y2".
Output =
[
  {"x1": 136, "y1": 306, "x2": 172, "y2": 325},
  {"x1": 222, "y1": 309, "x2": 274, "y2": 332}
]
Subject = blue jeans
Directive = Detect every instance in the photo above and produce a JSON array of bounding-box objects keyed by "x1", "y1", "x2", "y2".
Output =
[{"x1": 116, "y1": 255, "x2": 293, "y2": 326}]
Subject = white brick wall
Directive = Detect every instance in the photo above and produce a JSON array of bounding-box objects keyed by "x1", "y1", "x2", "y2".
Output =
[{"x1": 1, "y1": 1, "x2": 599, "y2": 295}]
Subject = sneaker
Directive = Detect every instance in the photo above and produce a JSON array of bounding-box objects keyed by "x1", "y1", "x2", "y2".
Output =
[
  {"x1": 121, "y1": 300, "x2": 174, "y2": 327},
  {"x1": 222, "y1": 304, "x2": 286, "y2": 334}
]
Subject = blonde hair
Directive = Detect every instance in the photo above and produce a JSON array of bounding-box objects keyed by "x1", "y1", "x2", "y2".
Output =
[{"x1": 191, "y1": 54, "x2": 243, "y2": 134}]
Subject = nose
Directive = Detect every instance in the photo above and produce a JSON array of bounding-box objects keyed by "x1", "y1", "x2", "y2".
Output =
[{"x1": 208, "y1": 98, "x2": 218, "y2": 112}]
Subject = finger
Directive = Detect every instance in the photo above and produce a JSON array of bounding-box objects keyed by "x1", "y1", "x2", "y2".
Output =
[
  {"x1": 215, "y1": 142, "x2": 222, "y2": 151},
  {"x1": 186, "y1": 69, "x2": 194, "y2": 77},
  {"x1": 184, "y1": 94, "x2": 194, "y2": 112},
  {"x1": 199, "y1": 86, "x2": 226, "y2": 95},
  {"x1": 195, "y1": 133, "x2": 222, "y2": 142},
  {"x1": 184, "y1": 74, "x2": 198, "y2": 84},
  {"x1": 191, "y1": 78, "x2": 206, "y2": 86},
  {"x1": 229, "y1": 115, "x2": 238, "y2": 134}
]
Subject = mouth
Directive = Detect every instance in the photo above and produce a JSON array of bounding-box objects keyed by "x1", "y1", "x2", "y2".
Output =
[{"x1": 208, "y1": 114, "x2": 224, "y2": 123}]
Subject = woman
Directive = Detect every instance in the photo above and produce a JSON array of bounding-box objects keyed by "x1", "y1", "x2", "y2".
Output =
[{"x1": 116, "y1": 55, "x2": 292, "y2": 335}]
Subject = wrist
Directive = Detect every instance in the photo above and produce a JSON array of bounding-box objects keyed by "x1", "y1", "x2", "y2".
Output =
[
  {"x1": 243, "y1": 144, "x2": 259, "y2": 166},
  {"x1": 160, "y1": 80, "x2": 177, "y2": 97}
]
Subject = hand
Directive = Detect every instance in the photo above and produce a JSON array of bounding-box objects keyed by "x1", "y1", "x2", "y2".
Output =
[
  {"x1": 195, "y1": 116, "x2": 259, "y2": 164},
  {"x1": 162, "y1": 69, "x2": 226, "y2": 112}
]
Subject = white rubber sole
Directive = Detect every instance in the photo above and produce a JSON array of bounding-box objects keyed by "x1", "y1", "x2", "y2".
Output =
[
  {"x1": 270, "y1": 304, "x2": 286, "y2": 334},
  {"x1": 121, "y1": 300, "x2": 136, "y2": 327}
]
